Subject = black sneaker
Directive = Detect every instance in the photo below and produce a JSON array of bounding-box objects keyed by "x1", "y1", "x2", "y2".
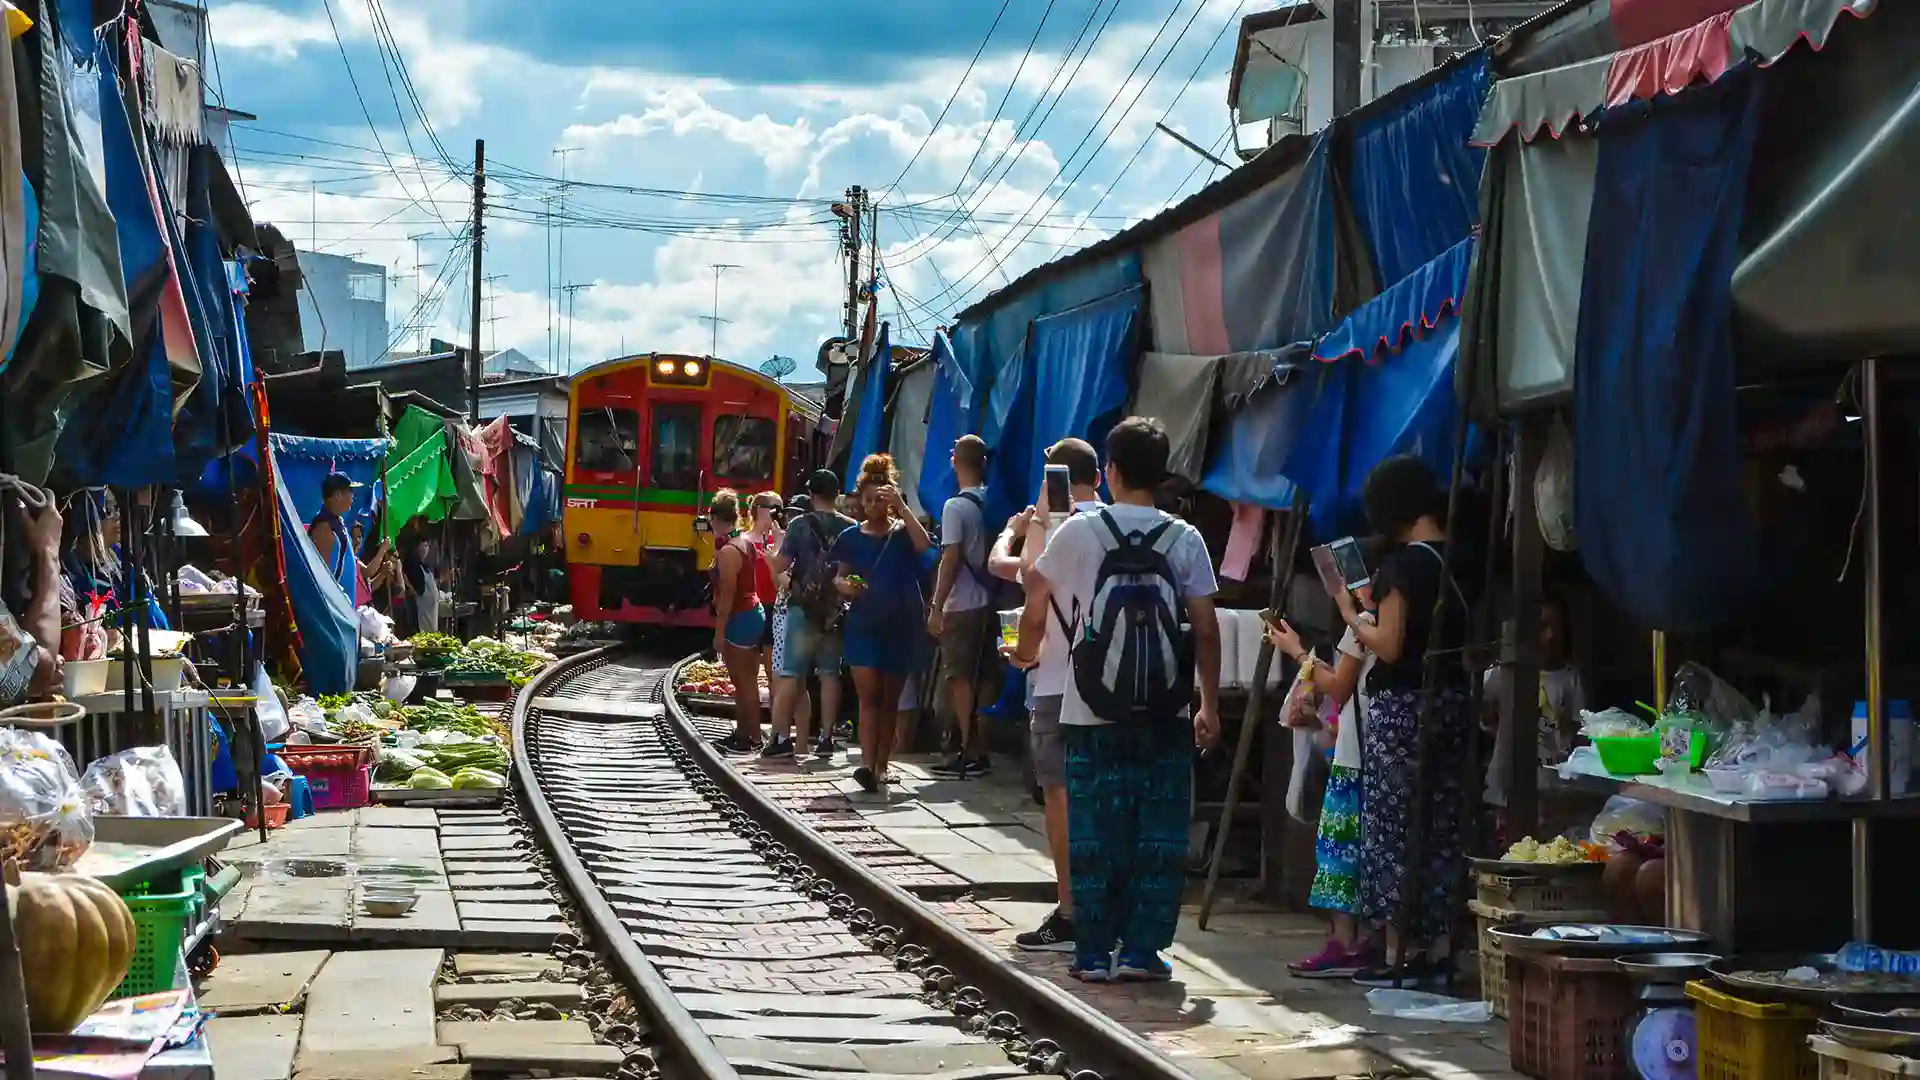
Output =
[
  {"x1": 853, "y1": 766, "x2": 878, "y2": 792},
  {"x1": 1352, "y1": 953, "x2": 1453, "y2": 990},
  {"x1": 760, "y1": 735, "x2": 794, "y2": 758},
  {"x1": 968, "y1": 755, "x2": 991, "y2": 777},
  {"x1": 715, "y1": 732, "x2": 756, "y2": 754},
  {"x1": 812, "y1": 733, "x2": 835, "y2": 759},
  {"x1": 931, "y1": 754, "x2": 971, "y2": 777},
  {"x1": 1014, "y1": 909, "x2": 1076, "y2": 953}
]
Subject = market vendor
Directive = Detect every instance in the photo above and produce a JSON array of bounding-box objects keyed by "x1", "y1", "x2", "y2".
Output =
[
  {"x1": 0, "y1": 491, "x2": 65, "y2": 703},
  {"x1": 308, "y1": 473, "x2": 360, "y2": 596},
  {"x1": 1484, "y1": 594, "x2": 1587, "y2": 811}
]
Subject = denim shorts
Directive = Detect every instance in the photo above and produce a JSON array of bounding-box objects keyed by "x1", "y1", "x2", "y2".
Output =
[
  {"x1": 723, "y1": 604, "x2": 766, "y2": 650},
  {"x1": 776, "y1": 606, "x2": 843, "y2": 677}
]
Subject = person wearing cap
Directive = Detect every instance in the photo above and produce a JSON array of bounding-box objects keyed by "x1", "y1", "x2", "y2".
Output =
[
  {"x1": 769, "y1": 470, "x2": 856, "y2": 759},
  {"x1": 309, "y1": 474, "x2": 361, "y2": 597}
]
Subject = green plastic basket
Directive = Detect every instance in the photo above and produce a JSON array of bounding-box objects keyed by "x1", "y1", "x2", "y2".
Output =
[{"x1": 112, "y1": 870, "x2": 199, "y2": 999}]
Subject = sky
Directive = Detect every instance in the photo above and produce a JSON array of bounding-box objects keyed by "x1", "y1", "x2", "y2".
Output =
[{"x1": 207, "y1": 0, "x2": 1265, "y2": 380}]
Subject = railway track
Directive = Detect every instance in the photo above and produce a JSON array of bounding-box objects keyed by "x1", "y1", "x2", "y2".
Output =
[{"x1": 512, "y1": 644, "x2": 1198, "y2": 1080}]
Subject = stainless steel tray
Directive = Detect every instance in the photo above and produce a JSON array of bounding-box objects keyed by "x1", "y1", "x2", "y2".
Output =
[
  {"x1": 1489, "y1": 922, "x2": 1711, "y2": 958},
  {"x1": 1708, "y1": 953, "x2": 1920, "y2": 1005},
  {"x1": 73, "y1": 816, "x2": 241, "y2": 889}
]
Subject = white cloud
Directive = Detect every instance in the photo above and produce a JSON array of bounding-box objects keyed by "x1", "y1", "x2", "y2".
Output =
[
  {"x1": 564, "y1": 89, "x2": 817, "y2": 173},
  {"x1": 207, "y1": 2, "x2": 333, "y2": 60}
]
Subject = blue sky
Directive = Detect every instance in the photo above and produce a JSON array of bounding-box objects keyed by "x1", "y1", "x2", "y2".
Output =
[{"x1": 208, "y1": 0, "x2": 1258, "y2": 378}]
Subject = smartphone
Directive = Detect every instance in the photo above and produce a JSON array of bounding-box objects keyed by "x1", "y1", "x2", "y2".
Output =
[
  {"x1": 1258, "y1": 607, "x2": 1284, "y2": 632},
  {"x1": 1310, "y1": 536, "x2": 1371, "y2": 598},
  {"x1": 1044, "y1": 464, "x2": 1071, "y2": 518}
]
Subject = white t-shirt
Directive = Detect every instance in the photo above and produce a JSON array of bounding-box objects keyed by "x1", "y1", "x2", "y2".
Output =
[
  {"x1": 1032, "y1": 503, "x2": 1218, "y2": 727},
  {"x1": 1333, "y1": 628, "x2": 1375, "y2": 771},
  {"x1": 1020, "y1": 499, "x2": 1106, "y2": 699},
  {"x1": 1483, "y1": 665, "x2": 1587, "y2": 806}
]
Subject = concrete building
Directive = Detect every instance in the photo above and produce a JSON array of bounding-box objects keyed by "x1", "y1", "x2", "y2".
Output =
[
  {"x1": 296, "y1": 250, "x2": 392, "y2": 371},
  {"x1": 1229, "y1": 0, "x2": 1555, "y2": 152}
]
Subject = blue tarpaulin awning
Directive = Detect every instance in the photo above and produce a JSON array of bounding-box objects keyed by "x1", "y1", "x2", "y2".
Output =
[
  {"x1": 1199, "y1": 353, "x2": 1309, "y2": 511},
  {"x1": 1286, "y1": 241, "x2": 1475, "y2": 538},
  {"x1": 1345, "y1": 51, "x2": 1491, "y2": 287},
  {"x1": 1574, "y1": 72, "x2": 1763, "y2": 633},
  {"x1": 1022, "y1": 285, "x2": 1141, "y2": 504},
  {"x1": 916, "y1": 334, "x2": 970, "y2": 515},
  {"x1": 842, "y1": 324, "x2": 891, "y2": 493},
  {"x1": 269, "y1": 451, "x2": 358, "y2": 696}
]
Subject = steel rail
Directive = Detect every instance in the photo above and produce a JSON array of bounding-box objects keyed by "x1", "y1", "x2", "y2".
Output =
[
  {"x1": 511, "y1": 645, "x2": 743, "y2": 1080},
  {"x1": 657, "y1": 654, "x2": 1197, "y2": 1080}
]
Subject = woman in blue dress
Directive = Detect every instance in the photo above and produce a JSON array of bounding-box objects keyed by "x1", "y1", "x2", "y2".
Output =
[{"x1": 831, "y1": 454, "x2": 932, "y2": 792}]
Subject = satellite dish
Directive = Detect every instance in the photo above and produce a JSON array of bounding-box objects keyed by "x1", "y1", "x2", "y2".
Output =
[{"x1": 759, "y1": 354, "x2": 798, "y2": 380}]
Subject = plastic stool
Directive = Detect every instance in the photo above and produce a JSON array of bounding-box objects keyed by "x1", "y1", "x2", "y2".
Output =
[{"x1": 287, "y1": 775, "x2": 315, "y2": 820}]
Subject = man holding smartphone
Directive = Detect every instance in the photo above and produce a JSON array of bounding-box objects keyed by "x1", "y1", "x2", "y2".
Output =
[
  {"x1": 928, "y1": 435, "x2": 996, "y2": 779},
  {"x1": 993, "y1": 438, "x2": 1104, "y2": 954}
]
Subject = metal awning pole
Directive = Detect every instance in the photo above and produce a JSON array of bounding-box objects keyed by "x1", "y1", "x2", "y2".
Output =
[{"x1": 1854, "y1": 356, "x2": 1887, "y2": 940}]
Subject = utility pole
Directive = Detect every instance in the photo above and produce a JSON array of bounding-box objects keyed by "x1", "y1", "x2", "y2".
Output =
[
  {"x1": 409, "y1": 231, "x2": 435, "y2": 352},
  {"x1": 561, "y1": 283, "x2": 593, "y2": 371},
  {"x1": 467, "y1": 139, "x2": 485, "y2": 423},
  {"x1": 483, "y1": 273, "x2": 507, "y2": 353},
  {"x1": 839, "y1": 185, "x2": 868, "y2": 341},
  {"x1": 707, "y1": 263, "x2": 739, "y2": 358},
  {"x1": 553, "y1": 147, "x2": 578, "y2": 377},
  {"x1": 1332, "y1": 0, "x2": 1362, "y2": 118}
]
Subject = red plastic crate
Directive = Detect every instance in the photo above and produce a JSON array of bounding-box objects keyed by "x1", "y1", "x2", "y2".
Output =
[{"x1": 303, "y1": 764, "x2": 372, "y2": 811}]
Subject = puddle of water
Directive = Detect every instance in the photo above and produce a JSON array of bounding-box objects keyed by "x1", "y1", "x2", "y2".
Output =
[
  {"x1": 240, "y1": 858, "x2": 351, "y2": 880},
  {"x1": 356, "y1": 861, "x2": 445, "y2": 883}
]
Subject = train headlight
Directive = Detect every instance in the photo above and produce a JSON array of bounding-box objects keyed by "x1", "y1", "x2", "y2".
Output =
[
  {"x1": 682, "y1": 360, "x2": 701, "y2": 377},
  {"x1": 655, "y1": 359, "x2": 674, "y2": 375}
]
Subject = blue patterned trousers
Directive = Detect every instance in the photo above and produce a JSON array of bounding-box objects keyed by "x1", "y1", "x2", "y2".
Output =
[{"x1": 1064, "y1": 722, "x2": 1193, "y2": 957}]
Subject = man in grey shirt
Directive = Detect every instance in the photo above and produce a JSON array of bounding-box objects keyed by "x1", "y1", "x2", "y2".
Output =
[{"x1": 927, "y1": 435, "x2": 995, "y2": 779}]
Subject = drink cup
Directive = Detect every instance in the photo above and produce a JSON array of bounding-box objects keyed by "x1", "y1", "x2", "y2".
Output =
[{"x1": 998, "y1": 609, "x2": 1023, "y2": 650}]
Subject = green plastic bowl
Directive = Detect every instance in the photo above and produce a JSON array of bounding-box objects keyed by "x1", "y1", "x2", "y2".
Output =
[{"x1": 1594, "y1": 731, "x2": 1705, "y2": 776}]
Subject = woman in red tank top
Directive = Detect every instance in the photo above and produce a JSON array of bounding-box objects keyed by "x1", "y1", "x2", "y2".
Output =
[{"x1": 709, "y1": 490, "x2": 766, "y2": 752}]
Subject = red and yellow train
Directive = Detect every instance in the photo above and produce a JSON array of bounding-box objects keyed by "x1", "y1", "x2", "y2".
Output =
[{"x1": 562, "y1": 353, "x2": 826, "y2": 628}]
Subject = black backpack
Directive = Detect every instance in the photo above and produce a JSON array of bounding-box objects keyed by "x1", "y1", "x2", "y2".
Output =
[
  {"x1": 788, "y1": 513, "x2": 848, "y2": 632},
  {"x1": 1071, "y1": 508, "x2": 1194, "y2": 726}
]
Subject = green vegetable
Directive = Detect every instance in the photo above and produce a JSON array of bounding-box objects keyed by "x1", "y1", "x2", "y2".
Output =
[
  {"x1": 407, "y1": 767, "x2": 452, "y2": 790},
  {"x1": 451, "y1": 767, "x2": 504, "y2": 790},
  {"x1": 418, "y1": 742, "x2": 507, "y2": 774},
  {"x1": 376, "y1": 748, "x2": 430, "y2": 782}
]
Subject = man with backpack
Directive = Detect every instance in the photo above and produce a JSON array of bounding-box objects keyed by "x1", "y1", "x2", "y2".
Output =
[
  {"x1": 927, "y1": 435, "x2": 997, "y2": 779},
  {"x1": 1009, "y1": 416, "x2": 1222, "y2": 983},
  {"x1": 770, "y1": 470, "x2": 856, "y2": 759}
]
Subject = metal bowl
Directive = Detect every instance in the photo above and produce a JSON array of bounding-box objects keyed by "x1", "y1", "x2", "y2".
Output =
[
  {"x1": 361, "y1": 894, "x2": 418, "y2": 917},
  {"x1": 1616, "y1": 952, "x2": 1722, "y2": 984},
  {"x1": 1820, "y1": 1019, "x2": 1920, "y2": 1054}
]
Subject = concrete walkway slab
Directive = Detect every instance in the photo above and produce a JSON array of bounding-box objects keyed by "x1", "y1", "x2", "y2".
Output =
[
  {"x1": 434, "y1": 981, "x2": 585, "y2": 1008},
  {"x1": 196, "y1": 950, "x2": 330, "y2": 1015},
  {"x1": 354, "y1": 826, "x2": 443, "y2": 859},
  {"x1": 207, "y1": 1014, "x2": 302, "y2": 1080},
  {"x1": 298, "y1": 949, "x2": 443, "y2": 1061},
  {"x1": 451, "y1": 953, "x2": 560, "y2": 978},
  {"x1": 357, "y1": 806, "x2": 439, "y2": 828},
  {"x1": 436, "y1": 1019, "x2": 594, "y2": 1044},
  {"x1": 876, "y1": 827, "x2": 988, "y2": 856}
]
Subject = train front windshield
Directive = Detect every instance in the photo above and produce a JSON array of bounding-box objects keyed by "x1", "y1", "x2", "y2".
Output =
[{"x1": 652, "y1": 403, "x2": 702, "y2": 490}]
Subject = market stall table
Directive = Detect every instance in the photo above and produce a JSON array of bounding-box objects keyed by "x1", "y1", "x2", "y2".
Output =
[
  {"x1": 44, "y1": 691, "x2": 218, "y2": 817},
  {"x1": 1547, "y1": 753, "x2": 1920, "y2": 951}
]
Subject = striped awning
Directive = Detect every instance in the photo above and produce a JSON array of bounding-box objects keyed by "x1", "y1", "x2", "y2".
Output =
[{"x1": 1472, "y1": 0, "x2": 1877, "y2": 146}]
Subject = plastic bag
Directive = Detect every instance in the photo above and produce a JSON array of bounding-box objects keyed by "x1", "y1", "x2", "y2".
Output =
[
  {"x1": 383, "y1": 674, "x2": 417, "y2": 705},
  {"x1": 1590, "y1": 795, "x2": 1664, "y2": 849},
  {"x1": 80, "y1": 746, "x2": 187, "y2": 816},
  {"x1": 357, "y1": 606, "x2": 395, "y2": 644},
  {"x1": 1669, "y1": 662, "x2": 1757, "y2": 727},
  {"x1": 254, "y1": 665, "x2": 291, "y2": 743},
  {"x1": 1366, "y1": 989, "x2": 1493, "y2": 1022},
  {"x1": 0, "y1": 727, "x2": 93, "y2": 869},
  {"x1": 1536, "y1": 415, "x2": 1578, "y2": 553},
  {"x1": 1580, "y1": 707, "x2": 1650, "y2": 740}
]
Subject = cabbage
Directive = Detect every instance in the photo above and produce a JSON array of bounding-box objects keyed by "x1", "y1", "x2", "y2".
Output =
[
  {"x1": 406, "y1": 767, "x2": 452, "y2": 790},
  {"x1": 375, "y1": 747, "x2": 429, "y2": 782},
  {"x1": 451, "y1": 767, "x2": 504, "y2": 790}
]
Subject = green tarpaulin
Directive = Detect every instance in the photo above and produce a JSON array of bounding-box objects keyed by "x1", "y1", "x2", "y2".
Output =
[{"x1": 383, "y1": 406, "x2": 457, "y2": 541}]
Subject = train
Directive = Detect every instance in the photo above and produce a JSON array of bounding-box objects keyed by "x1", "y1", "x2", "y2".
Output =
[{"x1": 562, "y1": 353, "x2": 827, "y2": 628}]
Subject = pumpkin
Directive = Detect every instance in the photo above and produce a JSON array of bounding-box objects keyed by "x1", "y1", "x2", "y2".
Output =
[{"x1": 11, "y1": 872, "x2": 136, "y2": 1032}]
